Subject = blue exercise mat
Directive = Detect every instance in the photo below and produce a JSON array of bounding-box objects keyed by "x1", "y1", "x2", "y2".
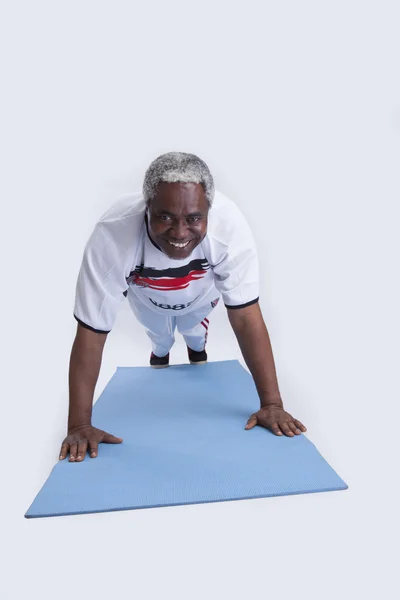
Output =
[{"x1": 25, "y1": 360, "x2": 347, "y2": 518}]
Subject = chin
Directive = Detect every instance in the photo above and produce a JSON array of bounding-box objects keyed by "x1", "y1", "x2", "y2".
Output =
[{"x1": 164, "y1": 248, "x2": 193, "y2": 260}]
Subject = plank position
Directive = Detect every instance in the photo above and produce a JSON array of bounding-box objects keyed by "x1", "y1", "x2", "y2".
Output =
[{"x1": 60, "y1": 152, "x2": 307, "y2": 462}]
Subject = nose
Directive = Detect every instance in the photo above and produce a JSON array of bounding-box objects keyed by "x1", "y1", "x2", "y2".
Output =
[{"x1": 170, "y1": 219, "x2": 188, "y2": 240}]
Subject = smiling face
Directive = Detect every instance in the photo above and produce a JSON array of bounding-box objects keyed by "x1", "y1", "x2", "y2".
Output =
[{"x1": 146, "y1": 181, "x2": 209, "y2": 260}]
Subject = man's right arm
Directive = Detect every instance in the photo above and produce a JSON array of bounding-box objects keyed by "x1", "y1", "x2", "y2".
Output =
[
  {"x1": 59, "y1": 323, "x2": 123, "y2": 462},
  {"x1": 68, "y1": 323, "x2": 107, "y2": 430}
]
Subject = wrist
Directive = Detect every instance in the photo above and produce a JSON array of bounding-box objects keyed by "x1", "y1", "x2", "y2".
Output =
[
  {"x1": 259, "y1": 394, "x2": 283, "y2": 409},
  {"x1": 68, "y1": 421, "x2": 92, "y2": 434}
]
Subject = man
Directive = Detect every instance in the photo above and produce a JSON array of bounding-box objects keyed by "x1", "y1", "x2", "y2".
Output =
[{"x1": 59, "y1": 152, "x2": 307, "y2": 463}]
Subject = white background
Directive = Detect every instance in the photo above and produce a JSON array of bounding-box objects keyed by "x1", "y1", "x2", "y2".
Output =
[{"x1": 1, "y1": 1, "x2": 399, "y2": 598}]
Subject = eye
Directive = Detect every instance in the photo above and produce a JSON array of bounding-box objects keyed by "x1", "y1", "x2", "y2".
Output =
[
  {"x1": 187, "y1": 216, "x2": 201, "y2": 224},
  {"x1": 159, "y1": 215, "x2": 172, "y2": 222}
]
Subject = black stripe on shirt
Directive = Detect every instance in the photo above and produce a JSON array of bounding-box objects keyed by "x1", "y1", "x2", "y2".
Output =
[
  {"x1": 131, "y1": 258, "x2": 210, "y2": 279},
  {"x1": 74, "y1": 315, "x2": 111, "y2": 334},
  {"x1": 225, "y1": 297, "x2": 259, "y2": 310}
]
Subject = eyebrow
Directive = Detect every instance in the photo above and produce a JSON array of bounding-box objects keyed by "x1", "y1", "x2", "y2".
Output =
[{"x1": 157, "y1": 210, "x2": 204, "y2": 217}]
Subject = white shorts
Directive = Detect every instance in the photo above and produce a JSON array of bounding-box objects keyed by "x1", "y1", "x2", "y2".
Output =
[{"x1": 127, "y1": 287, "x2": 221, "y2": 357}]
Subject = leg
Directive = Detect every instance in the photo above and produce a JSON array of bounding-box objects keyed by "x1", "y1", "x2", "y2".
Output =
[
  {"x1": 176, "y1": 292, "x2": 220, "y2": 353},
  {"x1": 177, "y1": 317, "x2": 209, "y2": 352},
  {"x1": 127, "y1": 292, "x2": 176, "y2": 357}
]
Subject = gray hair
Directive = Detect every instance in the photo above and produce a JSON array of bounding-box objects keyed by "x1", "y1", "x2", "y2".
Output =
[{"x1": 142, "y1": 152, "x2": 215, "y2": 206}]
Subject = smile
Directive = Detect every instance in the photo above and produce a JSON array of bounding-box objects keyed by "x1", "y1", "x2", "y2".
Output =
[{"x1": 167, "y1": 240, "x2": 191, "y2": 248}]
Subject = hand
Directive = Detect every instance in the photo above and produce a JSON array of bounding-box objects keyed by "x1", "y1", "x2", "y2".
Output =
[
  {"x1": 59, "y1": 425, "x2": 123, "y2": 462},
  {"x1": 245, "y1": 405, "x2": 307, "y2": 437}
]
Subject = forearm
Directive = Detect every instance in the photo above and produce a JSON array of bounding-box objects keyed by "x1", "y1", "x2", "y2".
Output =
[
  {"x1": 67, "y1": 327, "x2": 106, "y2": 431},
  {"x1": 228, "y1": 304, "x2": 283, "y2": 408}
]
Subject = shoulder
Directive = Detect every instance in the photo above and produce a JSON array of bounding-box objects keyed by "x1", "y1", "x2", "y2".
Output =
[
  {"x1": 207, "y1": 189, "x2": 252, "y2": 242},
  {"x1": 98, "y1": 191, "x2": 146, "y2": 225},
  {"x1": 94, "y1": 192, "x2": 146, "y2": 247}
]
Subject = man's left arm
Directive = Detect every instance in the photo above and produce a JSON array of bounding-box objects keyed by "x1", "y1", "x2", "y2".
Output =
[{"x1": 227, "y1": 302, "x2": 307, "y2": 437}]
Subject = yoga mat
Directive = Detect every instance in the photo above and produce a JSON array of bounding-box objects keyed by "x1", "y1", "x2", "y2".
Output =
[{"x1": 25, "y1": 360, "x2": 347, "y2": 518}]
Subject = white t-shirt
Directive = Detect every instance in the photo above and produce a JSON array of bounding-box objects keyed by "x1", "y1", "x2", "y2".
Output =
[{"x1": 73, "y1": 189, "x2": 259, "y2": 333}]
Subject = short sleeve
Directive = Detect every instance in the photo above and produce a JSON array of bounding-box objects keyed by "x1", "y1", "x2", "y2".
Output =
[
  {"x1": 73, "y1": 223, "x2": 127, "y2": 333},
  {"x1": 211, "y1": 208, "x2": 259, "y2": 309}
]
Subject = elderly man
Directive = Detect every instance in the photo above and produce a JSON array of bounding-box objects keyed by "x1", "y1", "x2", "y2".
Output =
[{"x1": 60, "y1": 152, "x2": 307, "y2": 463}]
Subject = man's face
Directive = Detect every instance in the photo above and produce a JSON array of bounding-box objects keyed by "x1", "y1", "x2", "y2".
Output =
[{"x1": 147, "y1": 182, "x2": 209, "y2": 260}]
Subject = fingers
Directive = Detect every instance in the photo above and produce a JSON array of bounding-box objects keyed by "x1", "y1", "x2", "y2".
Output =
[
  {"x1": 287, "y1": 422, "x2": 302, "y2": 435},
  {"x1": 279, "y1": 421, "x2": 295, "y2": 437},
  {"x1": 75, "y1": 440, "x2": 88, "y2": 462},
  {"x1": 294, "y1": 419, "x2": 307, "y2": 432},
  {"x1": 270, "y1": 422, "x2": 283, "y2": 436},
  {"x1": 289, "y1": 419, "x2": 306, "y2": 435},
  {"x1": 245, "y1": 415, "x2": 258, "y2": 430},
  {"x1": 69, "y1": 442, "x2": 78, "y2": 462},
  {"x1": 88, "y1": 440, "x2": 99, "y2": 458},
  {"x1": 60, "y1": 431, "x2": 123, "y2": 463},
  {"x1": 248, "y1": 408, "x2": 307, "y2": 437},
  {"x1": 102, "y1": 433, "x2": 123, "y2": 444},
  {"x1": 59, "y1": 443, "x2": 69, "y2": 460},
  {"x1": 278, "y1": 420, "x2": 306, "y2": 437}
]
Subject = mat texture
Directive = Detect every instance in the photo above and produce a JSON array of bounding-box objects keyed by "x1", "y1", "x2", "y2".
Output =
[{"x1": 25, "y1": 360, "x2": 347, "y2": 518}]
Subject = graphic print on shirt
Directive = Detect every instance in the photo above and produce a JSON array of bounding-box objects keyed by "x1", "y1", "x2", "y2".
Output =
[
  {"x1": 148, "y1": 295, "x2": 200, "y2": 310},
  {"x1": 126, "y1": 259, "x2": 210, "y2": 292}
]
